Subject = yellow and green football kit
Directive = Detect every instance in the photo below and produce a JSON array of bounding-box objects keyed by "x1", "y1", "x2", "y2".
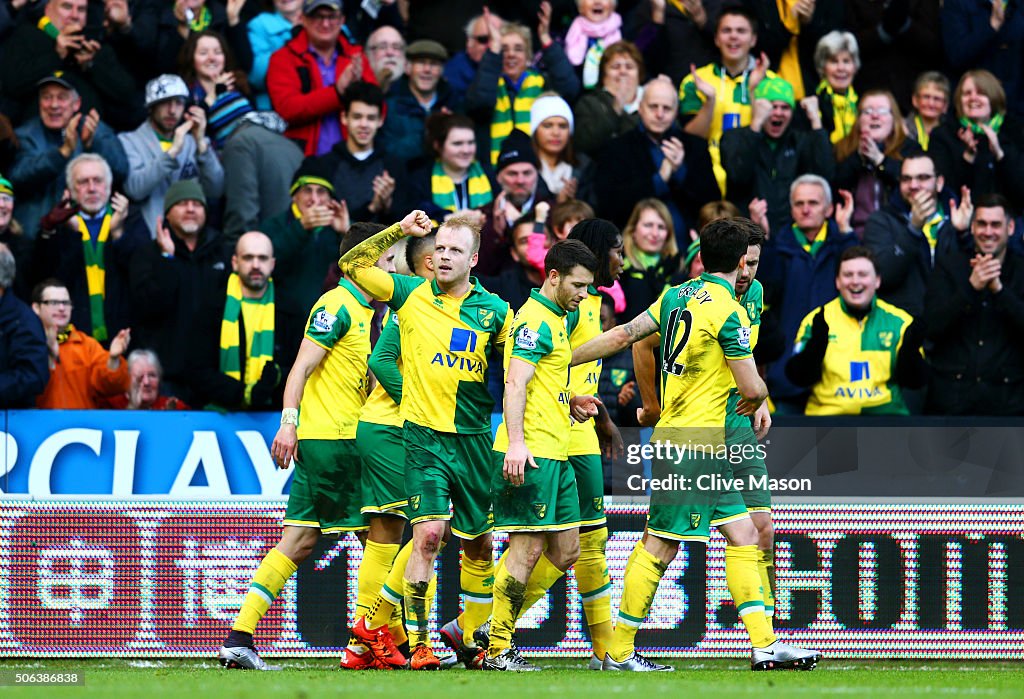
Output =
[
  {"x1": 357, "y1": 312, "x2": 407, "y2": 518},
  {"x1": 644, "y1": 273, "x2": 753, "y2": 542},
  {"x1": 679, "y1": 63, "x2": 780, "y2": 195},
  {"x1": 340, "y1": 225, "x2": 512, "y2": 539},
  {"x1": 493, "y1": 289, "x2": 581, "y2": 532},
  {"x1": 284, "y1": 278, "x2": 373, "y2": 535},
  {"x1": 794, "y1": 297, "x2": 915, "y2": 415}
]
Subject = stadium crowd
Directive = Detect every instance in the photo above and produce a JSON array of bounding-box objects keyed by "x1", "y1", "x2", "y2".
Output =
[{"x1": 0, "y1": 0, "x2": 1023, "y2": 419}]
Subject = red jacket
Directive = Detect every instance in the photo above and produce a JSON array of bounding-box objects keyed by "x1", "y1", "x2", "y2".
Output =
[{"x1": 266, "y1": 29, "x2": 376, "y2": 156}]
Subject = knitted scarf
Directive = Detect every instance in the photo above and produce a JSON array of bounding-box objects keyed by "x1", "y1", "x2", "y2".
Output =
[
  {"x1": 220, "y1": 273, "x2": 275, "y2": 384},
  {"x1": 793, "y1": 222, "x2": 827, "y2": 256},
  {"x1": 775, "y1": 0, "x2": 805, "y2": 99},
  {"x1": 921, "y1": 208, "x2": 946, "y2": 251},
  {"x1": 37, "y1": 16, "x2": 60, "y2": 39},
  {"x1": 959, "y1": 113, "x2": 1004, "y2": 135},
  {"x1": 564, "y1": 12, "x2": 622, "y2": 89},
  {"x1": 490, "y1": 70, "x2": 545, "y2": 164},
  {"x1": 432, "y1": 160, "x2": 493, "y2": 212},
  {"x1": 187, "y1": 5, "x2": 211, "y2": 32},
  {"x1": 817, "y1": 80, "x2": 858, "y2": 145},
  {"x1": 77, "y1": 212, "x2": 110, "y2": 342}
]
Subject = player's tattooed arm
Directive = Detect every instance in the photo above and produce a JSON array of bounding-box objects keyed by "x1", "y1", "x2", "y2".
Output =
[
  {"x1": 632, "y1": 332, "x2": 661, "y2": 427},
  {"x1": 337, "y1": 221, "x2": 404, "y2": 300},
  {"x1": 572, "y1": 311, "x2": 658, "y2": 366}
]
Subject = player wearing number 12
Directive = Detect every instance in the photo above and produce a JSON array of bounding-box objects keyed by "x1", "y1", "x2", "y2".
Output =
[{"x1": 572, "y1": 217, "x2": 822, "y2": 672}]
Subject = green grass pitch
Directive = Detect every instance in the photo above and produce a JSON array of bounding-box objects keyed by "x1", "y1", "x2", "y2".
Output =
[{"x1": 1, "y1": 658, "x2": 1021, "y2": 698}]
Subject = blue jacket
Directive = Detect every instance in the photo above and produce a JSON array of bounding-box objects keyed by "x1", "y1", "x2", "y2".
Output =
[
  {"x1": 0, "y1": 290, "x2": 49, "y2": 409},
  {"x1": 9, "y1": 118, "x2": 129, "y2": 240},
  {"x1": 759, "y1": 220, "x2": 858, "y2": 401},
  {"x1": 443, "y1": 51, "x2": 479, "y2": 104},
  {"x1": 379, "y1": 76, "x2": 461, "y2": 162}
]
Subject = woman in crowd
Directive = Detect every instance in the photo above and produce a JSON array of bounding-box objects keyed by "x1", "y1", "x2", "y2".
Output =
[
  {"x1": 834, "y1": 90, "x2": 910, "y2": 236},
  {"x1": 150, "y1": 0, "x2": 253, "y2": 76},
  {"x1": 180, "y1": 30, "x2": 255, "y2": 151},
  {"x1": 403, "y1": 113, "x2": 494, "y2": 222},
  {"x1": 247, "y1": 0, "x2": 304, "y2": 110},
  {"x1": 619, "y1": 198, "x2": 681, "y2": 322},
  {"x1": 564, "y1": 0, "x2": 624, "y2": 90},
  {"x1": 814, "y1": 30, "x2": 861, "y2": 145},
  {"x1": 929, "y1": 70, "x2": 1024, "y2": 203},
  {"x1": 903, "y1": 71, "x2": 950, "y2": 152},
  {"x1": 530, "y1": 93, "x2": 594, "y2": 205},
  {"x1": 573, "y1": 41, "x2": 644, "y2": 157}
]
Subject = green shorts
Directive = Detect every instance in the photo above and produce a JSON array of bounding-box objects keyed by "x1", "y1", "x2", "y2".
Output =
[
  {"x1": 646, "y1": 446, "x2": 748, "y2": 543},
  {"x1": 726, "y1": 395, "x2": 771, "y2": 512},
  {"x1": 284, "y1": 438, "x2": 367, "y2": 534},
  {"x1": 491, "y1": 452, "x2": 581, "y2": 532},
  {"x1": 569, "y1": 454, "x2": 606, "y2": 527},
  {"x1": 403, "y1": 422, "x2": 493, "y2": 539},
  {"x1": 356, "y1": 420, "x2": 408, "y2": 518}
]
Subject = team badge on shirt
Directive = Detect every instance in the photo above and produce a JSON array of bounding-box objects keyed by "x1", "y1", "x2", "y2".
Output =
[
  {"x1": 515, "y1": 326, "x2": 539, "y2": 350},
  {"x1": 478, "y1": 309, "x2": 495, "y2": 328},
  {"x1": 312, "y1": 309, "x2": 337, "y2": 333}
]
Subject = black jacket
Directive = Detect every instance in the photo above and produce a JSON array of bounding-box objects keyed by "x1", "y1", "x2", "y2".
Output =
[
  {"x1": 31, "y1": 212, "x2": 149, "y2": 342},
  {"x1": 0, "y1": 289, "x2": 49, "y2": 408},
  {"x1": 720, "y1": 124, "x2": 835, "y2": 233},
  {"x1": 928, "y1": 117, "x2": 1024, "y2": 205},
  {"x1": 129, "y1": 227, "x2": 229, "y2": 396},
  {"x1": 594, "y1": 124, "x2": 718, "y2": 229},
  {"x1": 923, "y1": 246, "x2": 1024, "y2": 415},
  {"x1": 314, "y1": 142, "x2": 405, "y2": 223},
  {"x1": 862, "y1": 200, "x2": 972, "y2": 318}
]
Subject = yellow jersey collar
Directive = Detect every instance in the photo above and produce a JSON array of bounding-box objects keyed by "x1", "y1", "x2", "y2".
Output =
[
  {"x1": 529, "y1": 288, "x2": 566, "y2": 317},
  {"x1": 338, "y1": 277, "x2": 373, "y2": 308},
  {"x1": 699, "y1": 272, "x2": 736, "y2": 297},
  {"x1": 838, "y1": 295, "x2": 876, "y2": 318}
]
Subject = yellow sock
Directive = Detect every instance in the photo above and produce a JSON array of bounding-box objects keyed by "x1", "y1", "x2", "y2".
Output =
[
  {"x1": 609, "y1": 541, "x2": 666, "y2": 662},
  {"x1": 403, "y1": 576, "x2": 433, "y2": 647},
  {"x1": 519, "y1": 553, "x2": 565, "y2": 618},
  {"x1": 356, "y1": 541, "x2": 399, "y2": 619},
  {"x1": 366, "y1": 540, "x2": 414, "y2": 629},
  {"x1": 726, "y1": 544, "x2": 776, "y2": 648},
  {"x1": 460, "y1": 554, "x2": 494, "y2": 646},
  {"x1": 577, "y1": 528, "x2": 612, "y2": 659},
  {"x1": 232, "y1": 548, "x2": 298, "y2": 634},
  {"x1": 488, "y1": 561, "x2": 526, "y2": 656},
  {"x1": 757, "y1": 547, "x2": 775, "y2": 634}
]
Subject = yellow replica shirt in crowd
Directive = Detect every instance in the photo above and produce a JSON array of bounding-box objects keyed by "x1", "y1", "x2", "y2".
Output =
[
  {"x1": 679, "y1": 63, "x2": 780, "y2": 195},
  {"x1": 494, "y1": 289, "x2": 577, "y2": 461},
  {"x1": 359, "y1": 311, "x2": 403, "y2": 428},
  {"x1": 794, "y1": 297, "x2": 914, "y2": 415},
  {"x1": 568, "y1": 288, "x2": 602, "y2": 456},
  {"x1": 647, "y1": 273, "x2": 752, "y2": 443},
  {"x1": 297, "y1": 279, "x2": 374, "y2": 441}
]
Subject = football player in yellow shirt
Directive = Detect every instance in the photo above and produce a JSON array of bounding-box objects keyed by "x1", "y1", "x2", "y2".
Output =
[
  {"x1": 217, "y1": 223, "x2": 397, "y2": 670},
  {"x1": 572, "y1": 218, "x2": 821, "y2": 672}
]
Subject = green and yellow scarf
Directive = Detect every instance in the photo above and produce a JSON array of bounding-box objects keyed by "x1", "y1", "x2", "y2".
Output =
[
  {"x1": 817, "y1": 80, "x2": 858, "y2": 145},
  {"x1": 776, "y1": 0, "x2": 805, "y2": 100},
  {"x1": 78, "y1": 212, "x2": 110, "y2": 342},
  {"x1": 921, "y1": 208, "x2": 945, "y2": 250},
  {"x1": 431, "y1": 160, "x2": 493, "y2": 212},
  {"x1": 793, "y1": 222, "x2": 828, "y2": 256},
  {"x1": 37, "y1": 15, "x2": 60, "y2": 39},
  {"x1": 186, "y1": 5, "x2": 211, "y2": 32},
  {"x1": 490, "y1": 70, "x2": 545, "y2": 164},
  {"x1": 220, "y1": 273, "x2": 275, "y2": 386}
]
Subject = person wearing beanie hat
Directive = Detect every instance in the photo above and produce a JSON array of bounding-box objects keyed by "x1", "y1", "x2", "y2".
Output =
[
  {"x1": 0, "y1": 177, "x2": 33, "y2": 301},
  {"x1": 119, "y1": 74, "x2": 225, "y2": 237},
  {"x1": 720, "y1": 72, "x2": 833, "y2": 234},
  {"x1": 163, "y1": 178, "x2": 208, "y2": 215},
  {"x1": 495, "y1": 129, "x2": 540, "y2": 174},
  {"x1": 530, "y1": 92, "x2": 595, "y2": 203},
  {"x1": 261, "y1": 157, "x2": 349, "y2": 321}
]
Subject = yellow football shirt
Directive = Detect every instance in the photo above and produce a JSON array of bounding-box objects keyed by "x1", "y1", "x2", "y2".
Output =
[
  {"x1": 679, "y1": 63, "x2": 779, "y2": 195},
  {"x1": 360, "y1": 311, "x2": 403, "y2": 428},
  {"x1": 297, "y1": 279, "x2": 374, "y2": 440},
  {"x1": 494, "y1": 289, "x2": 576, "y2": 461},
  {"x1": 647, "y1": 273, "x2": 752, "y2": 442},
  {"x1": 568, "y1": 288, "x2": 602, "y2": 456}
]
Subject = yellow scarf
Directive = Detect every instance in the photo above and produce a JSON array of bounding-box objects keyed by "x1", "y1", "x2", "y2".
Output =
[
  {"x1": 220, "y1": 273, "x2": 275, "y2": 386},
  {"x1": 817, "y1": 80, "x2": 858, "y2": 144},
  {"x1": 776, "y1": 0, "x2": 805, "y2": 100},
  {"x1": 77, "y1": 213, "x2": 111, "y2": 342}
]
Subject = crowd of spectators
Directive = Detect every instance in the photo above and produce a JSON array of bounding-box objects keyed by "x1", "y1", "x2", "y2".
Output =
[{"x1": 1, "y1": 0, "x2": 1023, "y2": 416}]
